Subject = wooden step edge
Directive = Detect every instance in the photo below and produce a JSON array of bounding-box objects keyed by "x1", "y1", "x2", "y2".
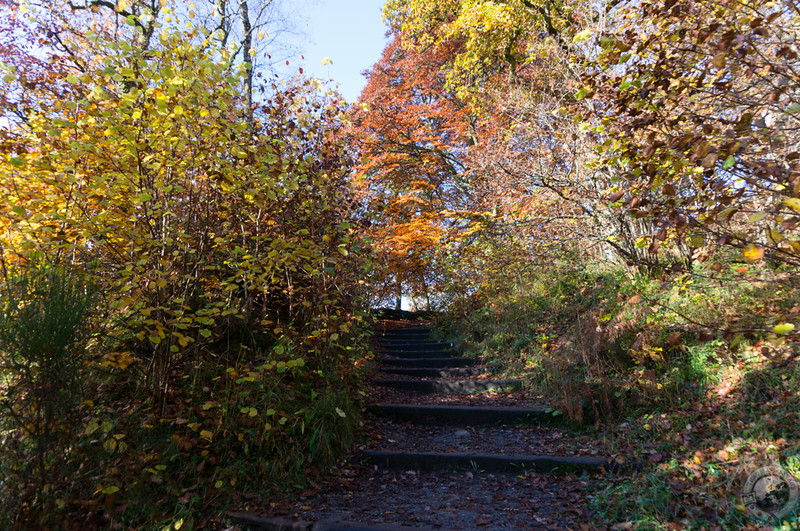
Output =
[
  {"x1": 366, "y1": 403, "x2": 556, "y2": 426},
  {"x1": 362, "y1": 450, "x2": 614, "y2": 474},
  {"x1": 373, "y1": 379, "x2": 522, "y2": 394}
]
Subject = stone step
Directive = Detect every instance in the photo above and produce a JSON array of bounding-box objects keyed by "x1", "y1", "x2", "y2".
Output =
[
  {"x1": 377, "y1": 367, "x2": 483, "y2": 378},
  {"x1": 228, "y1": 512, "x2": 443, "y2": 531},
  {"x1": 367, "y1": 403, "x2": 554, "y2": 426},
  {"x1": 378, "y1": 341, "x2": 455, "y2": 351},
  {"x1": 378, "y1": 357, "x2": 477, "y2": 368},
  {"x1": 373, "y1": 379, "x2": 522, "y2": 394},
  {"x1": 376, "y1": 329, "x2": 432, "y2": 338},
  {"x1": 378, "y1": 349, "x2": 460, "y2": 359},
  {"x1": 362, "y1": 450, "x2": 609, "y2": 474}
]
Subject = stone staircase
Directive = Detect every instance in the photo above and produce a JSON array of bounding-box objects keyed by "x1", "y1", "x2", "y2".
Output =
[
  {"x1": 364, "y1": 323, "x2": 607, "y2": 475},
  {"x1": 229, "y1": 319, "x2": 614, "y2": 530}
]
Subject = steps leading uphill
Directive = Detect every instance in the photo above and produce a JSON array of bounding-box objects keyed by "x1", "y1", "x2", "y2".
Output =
[
  {"x1": 365, "y1": 323, "x2": 607, "y2": 476},
  {"x1": 229, "y1": 317, "x2": 619, "y2": 530}
]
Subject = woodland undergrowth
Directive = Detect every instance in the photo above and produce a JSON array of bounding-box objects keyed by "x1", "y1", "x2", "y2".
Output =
[{"x1": 436, "y1": 254, "x2": 800, "y2": 530}]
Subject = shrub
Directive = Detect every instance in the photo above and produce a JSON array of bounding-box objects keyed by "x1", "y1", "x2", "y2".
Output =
[{"x1": 0, "y1": 269, "x2": 94, "y2": 527}]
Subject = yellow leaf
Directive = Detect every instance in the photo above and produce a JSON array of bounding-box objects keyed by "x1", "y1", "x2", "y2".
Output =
[
  {"x1": 767, "y1": 228, "x2": 785, "y2": 243},
  {"x1": 786, "y1": 197, "x2": 800, "y2": 212},
  {"x1": 774, "y1": 323, "x2": 795, "y2": 335},
  {"x1": 742, "y1": 244, "x2": 764, "y2": 261},
  {"x1": 573, "y1": 29, "x2": 592, "y2": 43},
  {"x1": 103, "y1": 438, "x2": 118, "y2": 453},
  {"x1": 200, "y1": 430, "x2": 213, "y2": 440}
]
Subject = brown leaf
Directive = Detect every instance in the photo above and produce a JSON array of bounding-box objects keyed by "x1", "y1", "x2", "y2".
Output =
[
  {"x1": 608, "y1": 190, "x2": 626, "y2": 203},
  {"x1": 701, "y1": 153, "x2": 718, "y2": 168},
  {"x1": 667, "y1": 332, "x2": 682, "y2": 346}
]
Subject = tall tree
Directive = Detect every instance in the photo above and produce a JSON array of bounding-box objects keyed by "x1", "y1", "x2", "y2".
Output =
[{"x1": 351, "y1": 35, "x2": 475, "y2": 304}]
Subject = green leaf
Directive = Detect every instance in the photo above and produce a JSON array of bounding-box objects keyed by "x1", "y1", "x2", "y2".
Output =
[
  {"x1": 774, "y1": 323, "x2": 795, "y2": 335},
  {"x1": 573, "y1": 29, "x2": 592, "y2": 43},
  {"x1": 722, "y1": 156, "x2": 735, "y2": 170},
  {"x1": 101, "y1": 486, "x2": 120, "y2": 495},
  {"x1": 574, "y1": 88, "x2": 590, "y2": 100},
  {"x1": 9, "y1": 157, "x2": 24, "y2": 167}
]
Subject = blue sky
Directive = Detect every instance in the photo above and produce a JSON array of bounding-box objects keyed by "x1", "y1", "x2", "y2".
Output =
[{"x1": 295, "y1": 0, "x2": 390, "y2": 102}]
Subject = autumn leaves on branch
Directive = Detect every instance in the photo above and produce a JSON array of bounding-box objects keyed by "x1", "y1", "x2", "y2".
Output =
[{"x1": 352, "y1": 0, "x2": 800, "y2": 306}]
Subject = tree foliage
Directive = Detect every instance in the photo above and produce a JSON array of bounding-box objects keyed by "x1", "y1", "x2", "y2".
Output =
[
  {"x1": 0, "y1": 3, "x2": 371, "y2": 526},
  {"x1": 587, "y1": 0, "x2": 800, "y2": 267},
  {"x1": 363, "y1": 0, "x2": 800, "y2": 303}
]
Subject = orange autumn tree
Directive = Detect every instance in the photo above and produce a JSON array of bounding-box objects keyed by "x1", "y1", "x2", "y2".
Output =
[
  {"x1": 351, "y1": 35, "x2": 479, "y2": 307},
  {"x1": 354, "y1": 1, "x2": 620, "y2": 307}
]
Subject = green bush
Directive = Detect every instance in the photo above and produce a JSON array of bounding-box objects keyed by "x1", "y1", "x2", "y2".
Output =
[{"x1": 0, "y1": 269, "x2": 94, "y2": 527}]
